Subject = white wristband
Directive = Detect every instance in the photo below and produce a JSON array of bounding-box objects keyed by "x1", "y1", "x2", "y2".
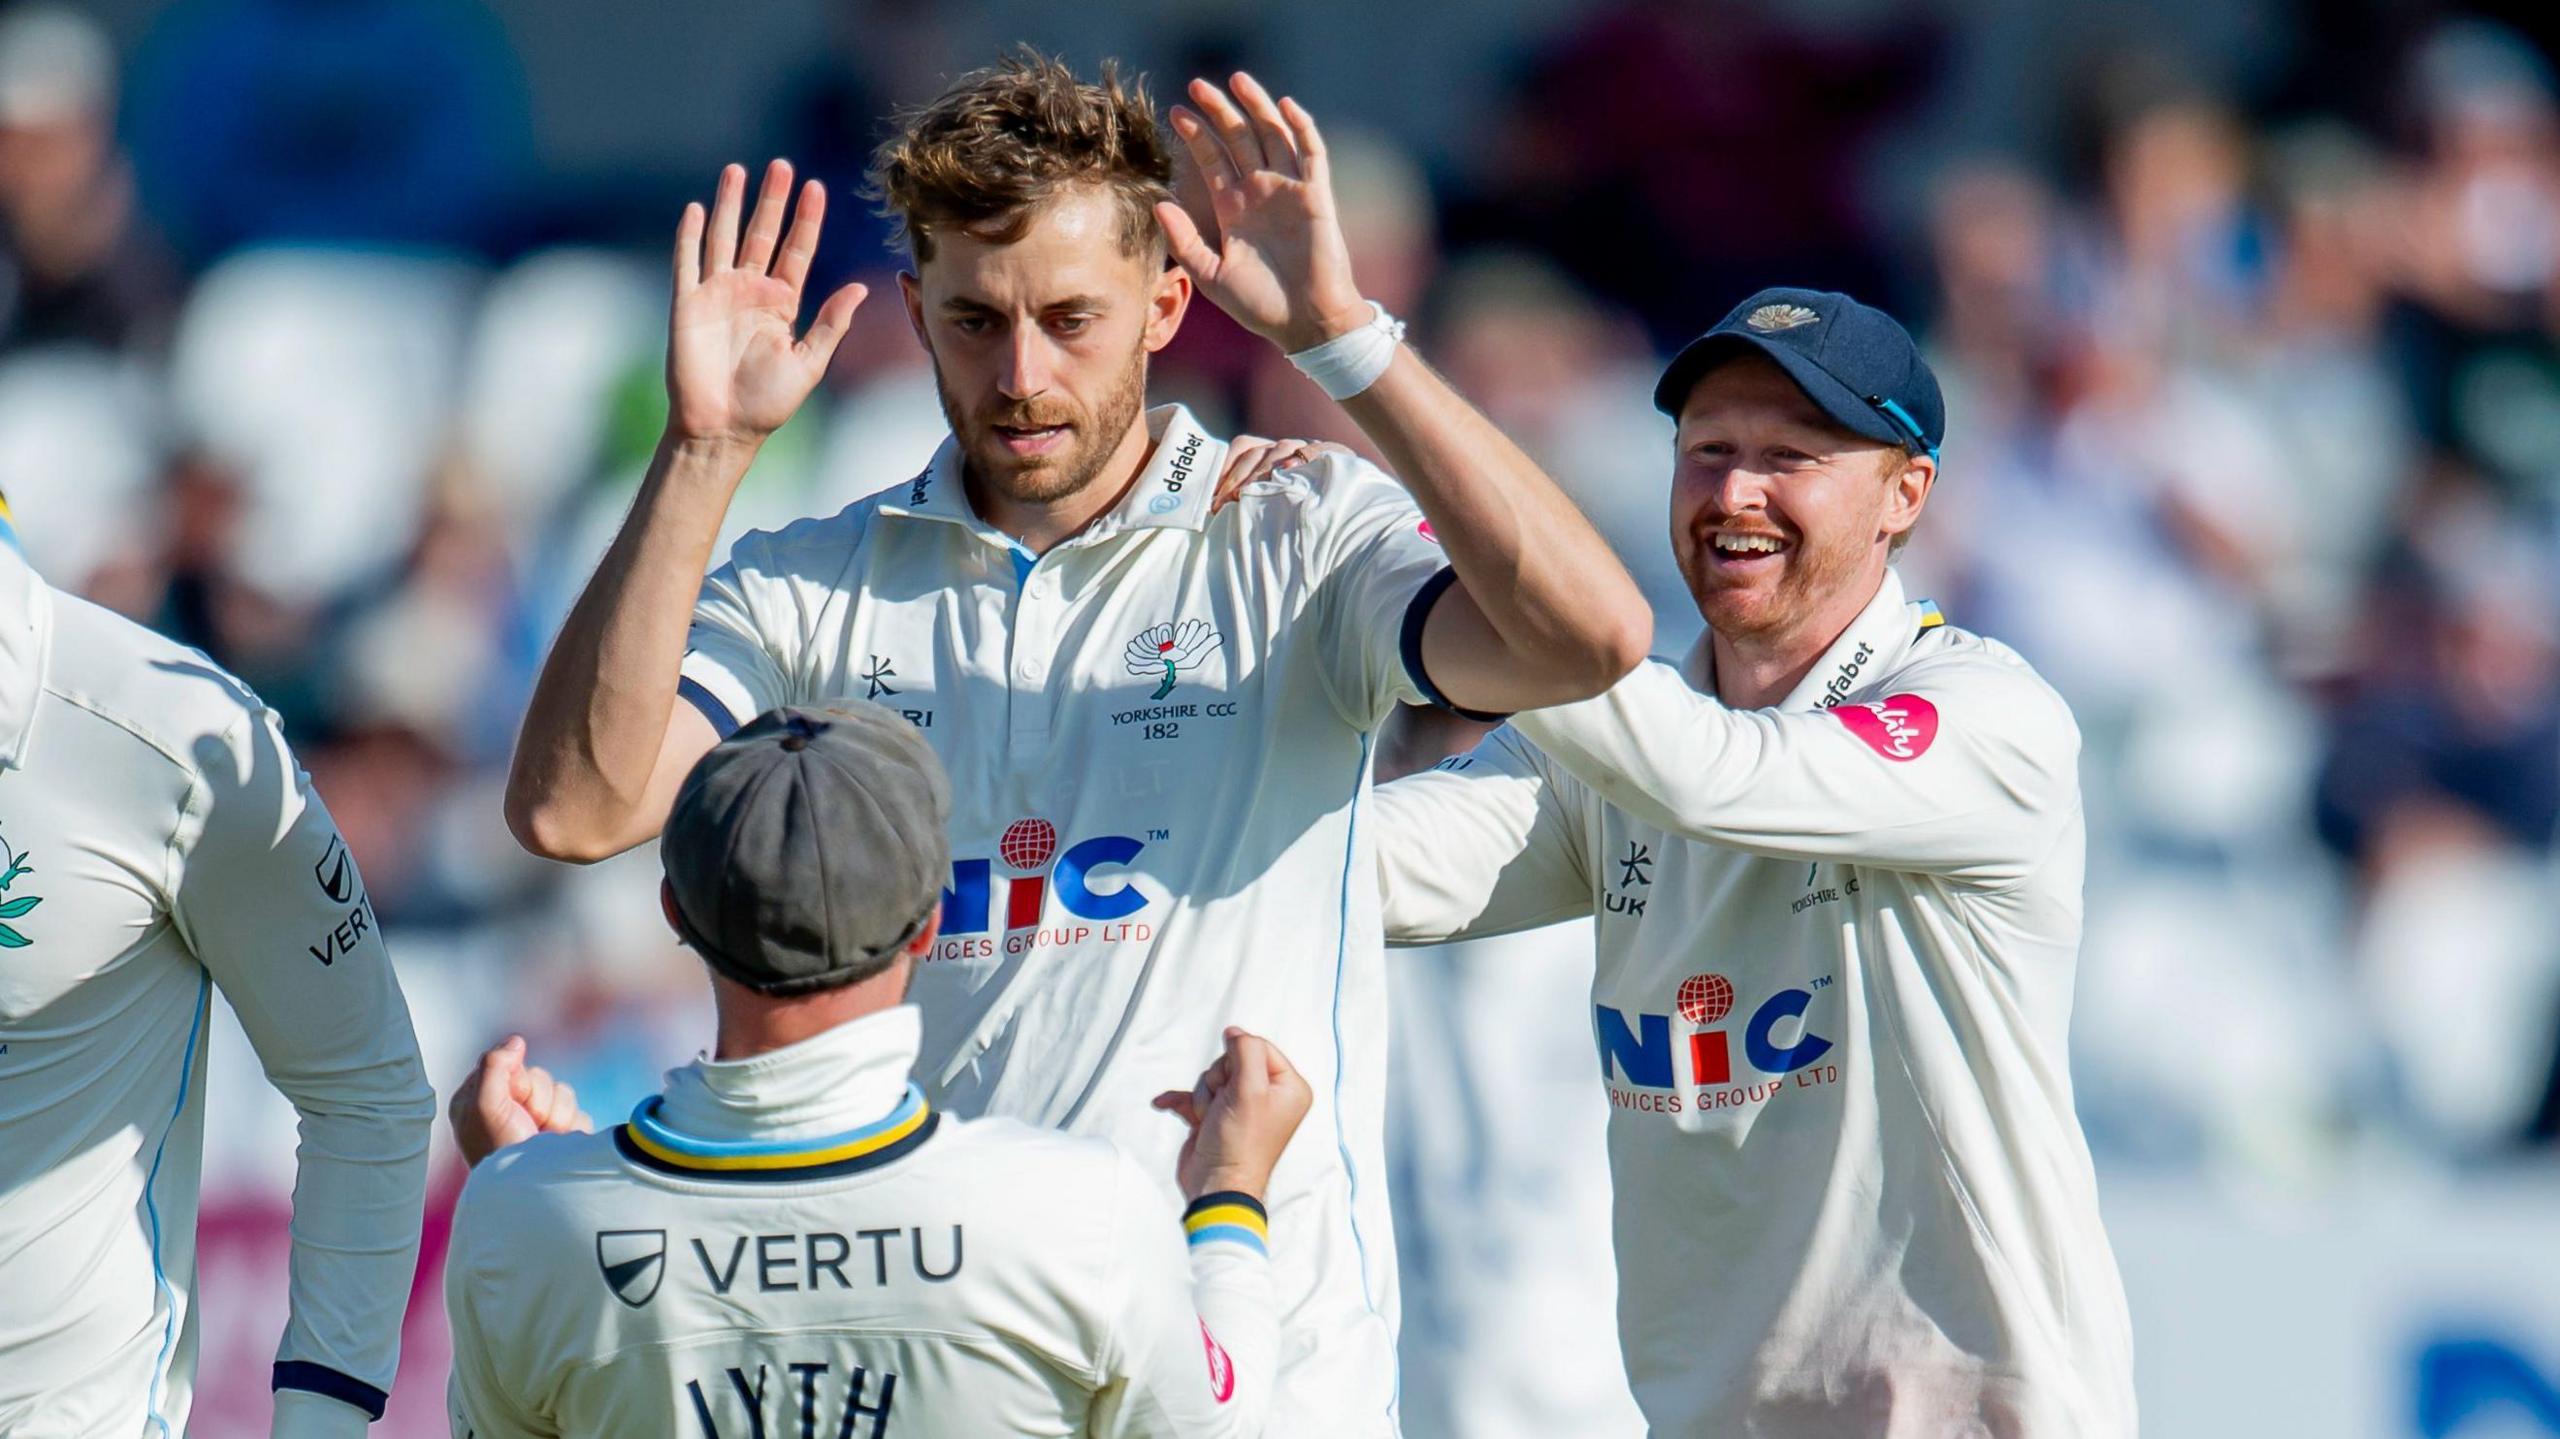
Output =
[{"x1": 1286, "y1": 302, "x2": 1406, "y2": 401}]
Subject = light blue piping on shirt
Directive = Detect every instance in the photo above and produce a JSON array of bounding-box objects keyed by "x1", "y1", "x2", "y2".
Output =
[
  {"x1": 142, "y1": 969, "x2": 210, "y2": 1436},
  {"x1": 1329, "y1": 731, "x2": 1400, "y2": 1424}
]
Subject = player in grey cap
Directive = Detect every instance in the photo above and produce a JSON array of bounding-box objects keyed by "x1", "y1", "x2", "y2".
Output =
[{"x1": 443, "y1": 702, "x2": 1312, "y2": 1438}]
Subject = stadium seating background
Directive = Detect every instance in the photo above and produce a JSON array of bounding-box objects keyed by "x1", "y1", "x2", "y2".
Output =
[{"x1": 18, "y1": 0, "x2": 2560, "y2": 1431}]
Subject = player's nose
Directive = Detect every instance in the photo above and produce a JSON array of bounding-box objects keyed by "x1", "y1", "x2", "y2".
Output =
[
  {"x1": 1705, "y1": 462, "x2": 1775, "y2": 519},
  {"x1": 998, "y1": 330, "x2": 1054, "y2": 399}
]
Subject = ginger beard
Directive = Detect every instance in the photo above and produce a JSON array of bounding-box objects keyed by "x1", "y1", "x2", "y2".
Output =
[
  {"x1": 1668, "y1": 356, "x2": 1914, "y2": 645},
  {"x1": 1674, "y1": 479, "x2": 1887, "y2": 642},
  {"x1": 933, "y1": 336, "x2": 1150, "y2": 505}
]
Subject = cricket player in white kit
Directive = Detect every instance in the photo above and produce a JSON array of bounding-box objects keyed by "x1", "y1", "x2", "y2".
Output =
[
  {"x1": 501, "y1": 56, "x2": 1649, "y2": 1433},
  {"x1": 448, "y1": 704, "x2": 1313, "y2": 1437},
  {"x1": 0, "y1": 501, "x2": 435, "y2": 1436},
  {"x1": 1375, "y1": 289, "x2": 2138, "y2": 1436}
]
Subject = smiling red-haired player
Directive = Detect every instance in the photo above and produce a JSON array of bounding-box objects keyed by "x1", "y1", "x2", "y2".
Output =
[{"x1": 1375, "y1": 288, "x2": 2138, "y2": 1437}]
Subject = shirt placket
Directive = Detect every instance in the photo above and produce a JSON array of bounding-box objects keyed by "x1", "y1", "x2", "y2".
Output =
[{"x1": 1007, "y1": 543, "x2": 1062, "y2": 743}]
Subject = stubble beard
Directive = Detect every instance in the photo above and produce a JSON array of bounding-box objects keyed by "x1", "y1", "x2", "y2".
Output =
[{"x1": 936, "y1": 346, "x2": 1152, "y2": 507}]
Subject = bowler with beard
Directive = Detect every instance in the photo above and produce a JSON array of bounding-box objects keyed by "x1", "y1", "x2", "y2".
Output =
[
  {"x1": 497, "y1": 52, "x2": 1649, "y2": 1434},
  {"x1": 1374, "y1": 289, "x2": 2138, "y2": 1436}
]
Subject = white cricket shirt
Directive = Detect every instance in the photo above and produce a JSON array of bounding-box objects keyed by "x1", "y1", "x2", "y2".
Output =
[
  {"x1": 0, "y1": 541, "x2": 434, "y2": 1438},
  {"x1": 445, "y1": 1005, "x2": 1280, "y2": 1438},
  {"x1": 677, "y1": 405, "x2": 1450, "y2": 1433},
  {"x1": 1374, "y1": 569, "x2": 2137, "y2": 1437}
]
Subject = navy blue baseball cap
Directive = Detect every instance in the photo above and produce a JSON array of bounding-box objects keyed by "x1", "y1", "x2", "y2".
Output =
[{"x1": 1653, "y1": 287, "x2": 1944, "y2": 461}]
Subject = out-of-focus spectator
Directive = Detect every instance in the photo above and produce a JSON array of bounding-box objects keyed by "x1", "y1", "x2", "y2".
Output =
[
  {"x1": 2314, "y1": 471, "x2": 2560, "y2": 1150},
  {"x1": 1425, "y1": 248, "x2": 1695, "y2": 654},
  {"x1": 2380, "y1": 19, "x2": 2560, "y2": 497},
  {"x1": 1445, "y1": 0, "x2": 1931, "y2": 345},
  {"x1": 86, "y1": 449, "x2": 326, "y2": 735},
  {"x1": 0, "y1": 7, "x2": 175, "y2": 352},
  {"x1": 2315, "y1": 469, "x2": 2560, "y2": 869}
]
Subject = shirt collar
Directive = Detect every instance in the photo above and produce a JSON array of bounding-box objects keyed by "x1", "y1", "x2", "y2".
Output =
[
  {"x1": 873, "y1": 404, "x2": 1225, "y2": 541},
  {"x1": 0, "y1": 540, "x2": 49, "y2": 771},
  {"x1": 654, "y1": 1003, "x2": 922, "y2": 1145},
  {"x1": 1683, "y1": 567, "x2": 1936, "y2": 712}
]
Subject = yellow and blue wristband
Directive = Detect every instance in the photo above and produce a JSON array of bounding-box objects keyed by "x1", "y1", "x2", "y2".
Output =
[{"x1": 1183, "y1": 1191, "x2": 1270, "y2": 1257}]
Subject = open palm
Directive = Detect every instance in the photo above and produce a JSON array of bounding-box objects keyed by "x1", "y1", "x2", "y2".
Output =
[
  {"x1": 1158, "y1": 74, "x2": 1368, "y2": 354},
  {"x1": 668, "y1": 159, "x2": 867, "y2": 445}
]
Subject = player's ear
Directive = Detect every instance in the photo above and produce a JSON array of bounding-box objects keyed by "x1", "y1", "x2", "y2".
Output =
[
  {"x1": 905, "y1": 905, "x2": 941, "y2": 958},
  {"x1": 1882, "y1": 450, "x2": 1933, "y2": 545},
  {"x1": 1143, "y1": 255, "x2": 1191, "y2": 354}
]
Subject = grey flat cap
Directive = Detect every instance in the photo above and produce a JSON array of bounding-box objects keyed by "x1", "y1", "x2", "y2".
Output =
[{"x1": 661, "y1": 703, "x2": 951, "y2": 995}]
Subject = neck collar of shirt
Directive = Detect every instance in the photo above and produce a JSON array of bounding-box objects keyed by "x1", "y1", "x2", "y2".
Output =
[
  {"x1": 0, "y1": 541, "x2": 49, "y2": 771},
  {"x1": 1684, "y1": 567, "x2": 1938, "y2": 712},
  {"x1": 652, "y1": 1003, "x2": 923, "y2": 1146},
  {"x1": 875, "y1": 404, "x2": 1224, "y2": 545}
]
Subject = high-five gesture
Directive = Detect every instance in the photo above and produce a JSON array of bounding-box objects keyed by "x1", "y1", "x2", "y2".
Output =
[
  {"x1": 1158, "y1": 75, "x2": 1370, "y2": 353},
  {"x1": 669, "y1": 159, "x2": 867, "y2": 447}
]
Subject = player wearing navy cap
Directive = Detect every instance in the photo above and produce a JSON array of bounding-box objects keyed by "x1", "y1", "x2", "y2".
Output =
[{"x1": 1376, "y1": 288, "x2": 2137, "y2": 1436}]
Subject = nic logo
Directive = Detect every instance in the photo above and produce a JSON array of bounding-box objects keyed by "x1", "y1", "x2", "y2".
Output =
[
  {"x1": 1596, "y1": 973, "x2": 1836, "y2": 1110},
  {"x1": 939, "y1": 818, "x2": 1154, "y2": 952}
]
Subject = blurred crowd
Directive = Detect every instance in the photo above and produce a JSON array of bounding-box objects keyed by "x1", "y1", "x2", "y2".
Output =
[{"x1": 13, "y1": 0, "x2": 2560, "y2": 1425}]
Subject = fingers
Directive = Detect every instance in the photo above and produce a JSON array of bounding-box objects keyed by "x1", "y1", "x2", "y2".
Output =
[
  {"x1": 706, "y1": 163, "x2": 746, "y2": 273},
  {"x1": 1154, "y1": 200, "x2": 1220, "y2": 282},
  {"x1": 773, "y1": 179, "x2": 827, "y2": 294},
  {"x1": 521, "y1": 1064, "x2": 559, "y2": 1125},
  {"x1": 1230, "y1": 73, "x2": 1301, "y2": 180},
  {"x1": 466, "y1": 1034, "x2": 528, "y2": 1106},
  {"x1": 794, "y1": 281, "x2": 869, "y2": 369},
  {"x1": 1166, "y1": 107, "x2": 1245, "y2": 223},
  {"x1": 1152, "y1": 1089, "x2": 1203, "y2": 1128},
  {"x1": 1279, "y1": 94, "x2": 1330, "y2": 189},
  {"x1": 674, "y1": 202, "x2": 704, "y2": 293},
  {"x1": 1217, "y1": 437, "x2": 1271, "y2": 512},
  {"x1": 738, "y1": 158, "x2": 795, "y2": 275},
  {"x1": 1223, "y1": 1028, "x2": 1273, "y2": 1100},
  {"x1": 455, "y1": 1036, "x2": 530, "y2": 1167},
  {"x1": 1187, "y1": 77, "x2": 1268, "y2": 177},
  {"x1": 535, "y1": 1075, "x2": 582, "y2": 1133},
  {"x1": 1231, "y1": 1026, "x2": 1313, "y2": 1128},
  {"x1": 1213, "y1": 438, "x2": 1333, "y2": 512}
]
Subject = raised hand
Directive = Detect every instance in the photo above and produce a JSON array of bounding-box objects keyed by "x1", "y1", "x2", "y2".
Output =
[
  {"x1": 447, "y1": 1035, "x2": 592, "y2": 1168},
  {"x1": 1211, "y1": 435, "x2": 1350, "y2": 513},
  {"x1": 1151, "y1": 1026, "x2": 1315, "y2": 1200},
  {"x1": 1158, "y1": 74, "x2": 1370, "y2": 354},
  {"x1": 668, "y1": 159, "x2": 868, "y2": 447}
]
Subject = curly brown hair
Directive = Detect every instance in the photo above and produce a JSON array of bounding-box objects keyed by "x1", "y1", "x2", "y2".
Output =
[{"x1": 866, "y1": 49, "x2": 1176, "y2": 264}]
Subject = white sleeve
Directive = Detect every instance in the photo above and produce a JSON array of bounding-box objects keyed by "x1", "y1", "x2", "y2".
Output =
[
  {"x1": 1296, "y1": 456, "x2": 1473, "y2": 729},
  {"x1": 167, "y1": 700, "x2": 434, "y2": 1431},
  {"x1": 677, "y1": 529, "x2": 797, "y2": 737},
  {"x1": 1373, "y1": 726, "x2": 1595, "y2": 945},
  {"x1": 442, "y1": 1203, "x2": 555, "y2": 1439},
  {"x1": 1508, "y1": 653, "x2": 2081, "y2": 884},
  {"x1": 1089, "y1": 1164, "x2": 1277, "y2": 1439}
]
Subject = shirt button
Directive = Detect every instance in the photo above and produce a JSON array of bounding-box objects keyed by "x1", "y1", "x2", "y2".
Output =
[{"x1": 1018, "y1": 657, "x2": 1046, "y2": 683}]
